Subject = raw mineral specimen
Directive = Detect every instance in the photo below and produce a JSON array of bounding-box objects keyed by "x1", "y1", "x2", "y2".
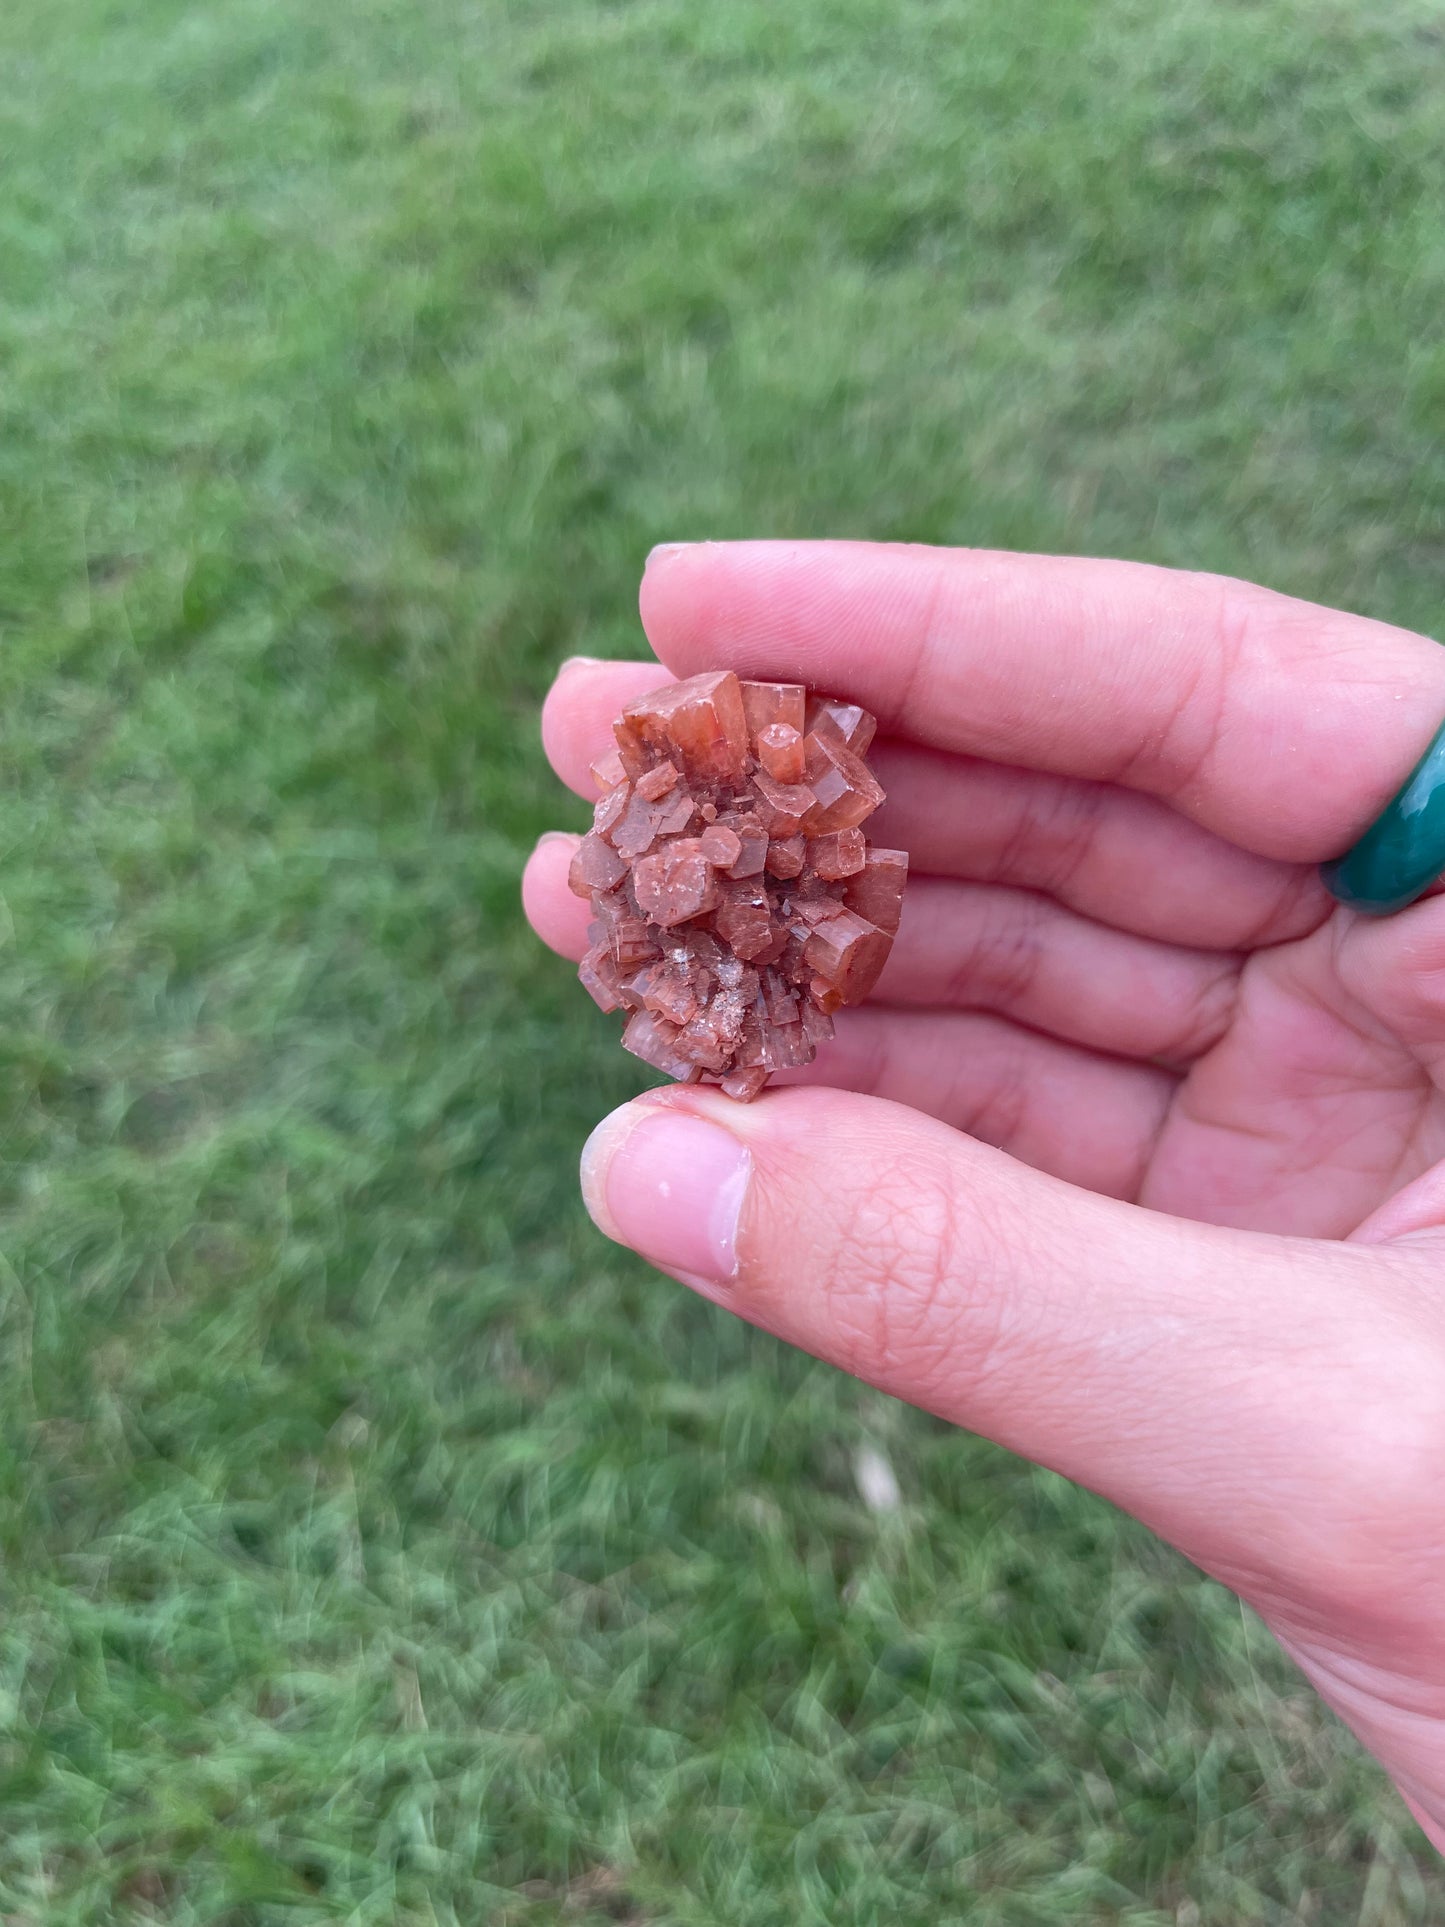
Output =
[{"x1": 570, "y1": 671, "x2": 907, "y2": 1101}]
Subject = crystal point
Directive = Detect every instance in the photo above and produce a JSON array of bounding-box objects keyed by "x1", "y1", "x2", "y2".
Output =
[
  {"x1": 801, "y1": 731, "x2": 885, "y2": 833},
  {"x1": 616, "y1": 671, "x2": 749, "y2": 788}
]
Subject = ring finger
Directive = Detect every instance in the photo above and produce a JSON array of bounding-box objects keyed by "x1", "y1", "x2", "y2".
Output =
[{"x1": 525, "y1": 834, "x2": 1239, "y2": 1066}]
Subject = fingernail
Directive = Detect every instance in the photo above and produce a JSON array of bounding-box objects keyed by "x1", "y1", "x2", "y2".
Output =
[
  {"x1": 559, "y1": 654, "x2": 604, "y2": 672},
  {"x1": 580, "y1": 1103, "x2": 750, "y2": 1283},
  {"x1": 645, "y1": 543, "x2": 690, "y2": 571},
  {"x1": 533, "y1": 829, "x2": 578, "y2": 853}
]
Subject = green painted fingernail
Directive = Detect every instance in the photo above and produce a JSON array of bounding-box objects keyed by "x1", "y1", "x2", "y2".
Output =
[{"x1": 1321, "y1": 718, "x2": 1445, "y2": 916}]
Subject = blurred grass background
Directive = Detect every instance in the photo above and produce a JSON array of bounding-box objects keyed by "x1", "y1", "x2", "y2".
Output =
[{"x1": 1, "y1": 0, "x2": 1443, "y2": 1918}]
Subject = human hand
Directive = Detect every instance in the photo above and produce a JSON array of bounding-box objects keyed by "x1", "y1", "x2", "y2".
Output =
[{"x1": 524, "y1": 541, "x2": 1445, "y2": 1848}]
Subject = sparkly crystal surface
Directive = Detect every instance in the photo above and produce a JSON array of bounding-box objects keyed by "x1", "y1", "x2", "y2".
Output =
[{"x1": 571, "y1": 672, "x2": 907, "y2": 1100}]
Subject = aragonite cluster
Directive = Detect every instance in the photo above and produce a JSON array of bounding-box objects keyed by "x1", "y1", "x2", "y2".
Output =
[{"x1": 569, "y1": 671, "x2": 907, "y2": 1101}]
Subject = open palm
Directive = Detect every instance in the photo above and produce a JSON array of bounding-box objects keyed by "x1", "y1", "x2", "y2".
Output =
[
  {"x1": 525, "y1": 543, "x2": 1445, "y2": 1846},
  {"x1": 528, "y1": 542, "x2": 1445, "y2": 1246}
]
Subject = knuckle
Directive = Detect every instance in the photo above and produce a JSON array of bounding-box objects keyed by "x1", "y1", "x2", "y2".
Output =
[
  {"x1": 1113, "y1": 570, "x2": 1241, "y2": 798},
  {"x1": 952, "y1": 1021, "x2": 1030, "y2": 1152},
  {"x1": 1168, "y1": 962, "x2": 1239, "y2": 1062},
  {"x1": 1359, "y1": 911, "x2": 1445, "y2": 1038},
  {"x1": 1244, "y1": 862, "x2": 1331, "y2": 948},
  {"x1": 814, "y1": 1147, "x2": 1013, "y2": 1404},
  {"x1": 1000, "y1": 776, "x2": 1105, "y2": 898},
  {"x1": 951, "y1": 893, "x2": 1049, "y2": 1011}
]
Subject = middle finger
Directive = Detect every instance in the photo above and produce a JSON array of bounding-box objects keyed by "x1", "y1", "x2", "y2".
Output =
[
  {"x1": 525, "y1": 836, "x2": 1240, "y2": 1066},
  {"x1": 542, "y1": 658, "x2": 1330, "y2": 950}
]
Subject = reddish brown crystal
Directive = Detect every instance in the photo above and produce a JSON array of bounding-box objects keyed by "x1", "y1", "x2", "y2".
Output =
[
  {"x1": 842, "y1": 847, "x2": 908, "y2": 936},
  {"x1": 751, "y1": 772, "x2": 816, "y2": 837},
  {"x1": 590, "y1": 746, "x2": 628, "y2": 791},
  {"x1": 699, "y1": 823, "x2": 742, "y2": 869},
  {"x1": 801, "y1": 730, "x2": 886, "y2": 833},
  {"x1": 632, "y1": 838, "x2": 722, "y2": 927},
  {"x1": 635, "y1": 760, "x2": 679, "y2": 802},
  {"x1": 810, "y1": 827, "x2": 866, "y2": 881},
  {"x1": 570, "y1": 831, "x2": 629, "y2": 895},
  {"x1": 740, "y1": 680, "x2": 806, "y2": 738},
  {"x1": 622, "y1": 1009, "x2": 703, "y2": 1081},
  {"x1": 756, "y1": 722, "x2": 805, "y2": 784},
  {"x1": 579, "y1": 947, "x2": 626, "y2": 1013},
  {"x1": 806, "y1": 695, "x2": 877, "y2": 757},
  {"x1": 615, "y1": 671, "x2": 750, "y2": 787},
  {"x1": 725, "y1": 818, "x2": 768, "y2": 877},
  {"x1": 721, "y1": 1064, "x2": 769, "y2": 1102},
  {"x1": 800, "y1": 906, "x2": 892, "y2": 1004},
  {"x1": 764, "y1": 833, "x2": 806, "y2": 880},
  {"x1": 592, "y1": 782, "x2": 631, "y2": 842},
  {"x1": 570, "y1": 670, "x2": 906, "y2": 1099}
]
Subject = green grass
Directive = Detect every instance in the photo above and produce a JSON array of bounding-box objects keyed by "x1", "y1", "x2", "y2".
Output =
[{"x1": 0, "y1": 0, "x2": 1443, "y2": 1917}]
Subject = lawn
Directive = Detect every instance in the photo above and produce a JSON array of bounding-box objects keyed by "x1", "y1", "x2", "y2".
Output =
[{"x1": 1, "y1": 0, "x2": 1443, "y2": 1918}]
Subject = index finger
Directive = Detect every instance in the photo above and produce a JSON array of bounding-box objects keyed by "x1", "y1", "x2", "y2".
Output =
[{"x1": 640, "y1": 542, "x2": 1445, "y2": 861}]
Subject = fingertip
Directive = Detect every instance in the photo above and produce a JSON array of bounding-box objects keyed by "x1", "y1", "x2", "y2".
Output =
[
  {"x1": 539, "y1": 660, "x2": 600, "y2": 790},
  {"x1": 580, "y1": 1091, "x2": 752, "y2": 1287},
  {"x1": 521, "y1": 831, "x2": 591, "y2": 959},
  {"x1": 644, "y1": 542, "x2": 692, "y2": 572},
  {"x1": 540, "y1": 656, "x2": 677, "y2": 797},
  {"x1": 637, "y1": 538, "x2": 933, "y2": 690},
  {"x1": 638, "y1": 540, "x2": 740, "y2": 666},
  {"x1": 579, "y1": 1099, "x2": 641, "y2": 1244},
  {"x1": 640, "y1": 540, "x2": 745, "y2": 657}
]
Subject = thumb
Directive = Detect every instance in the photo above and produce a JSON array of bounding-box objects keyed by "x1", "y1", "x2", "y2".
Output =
[{"x1": 580, "y1": 1085, "x2": 1441, "y2": 1607}]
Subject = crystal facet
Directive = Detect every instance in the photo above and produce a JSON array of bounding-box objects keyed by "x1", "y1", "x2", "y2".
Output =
[
  {"x1": 740, "y1": 680, "x2": 806, "y2": 737},
  {"x1": 615, "y1": 671, "x2": 750, "y2": 788},
  {"x1": 572, "y1": 672, "x2": 904, "y2": 1099},
  {"x1": 806, "y1": 695, "x2": 877, "y2": 757},
  {"x1": 756, "y1": 722, "x2": 806, "y2": 784},
  {"x1": 801, "y1": 730, "x2": 886, "y2": 833}
]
